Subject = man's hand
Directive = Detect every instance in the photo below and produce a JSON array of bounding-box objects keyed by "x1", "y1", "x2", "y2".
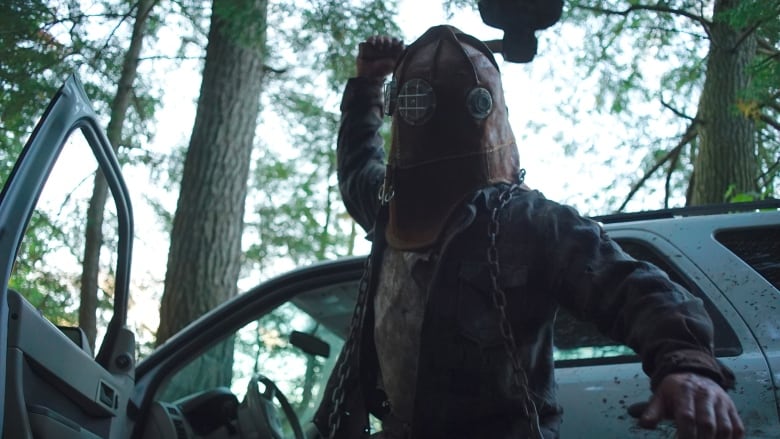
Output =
[
  {"x1": 356, "y1": 35, "x2": 404, "y2": 79},
  {"x1": 641, "y1": 373, "x2": 744, "y2": 439}
]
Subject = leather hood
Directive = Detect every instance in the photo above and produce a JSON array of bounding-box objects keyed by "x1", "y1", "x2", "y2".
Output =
[{"x1": 384, "y1": 25, "x2": 520, "y2": 250}]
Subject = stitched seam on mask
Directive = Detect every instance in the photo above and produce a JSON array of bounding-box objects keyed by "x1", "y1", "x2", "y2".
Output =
[{"x1": 393, "y1": 141, "x2": 517, "y2": 170}]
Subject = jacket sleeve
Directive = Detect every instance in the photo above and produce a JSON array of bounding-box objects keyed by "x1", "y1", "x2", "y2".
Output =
[
  {"x1": 336, "y1": 76, "x2": 388, "y2": 234},
  {"x1": 533, "y1": 198, "x2": 735, "y2": 391}
]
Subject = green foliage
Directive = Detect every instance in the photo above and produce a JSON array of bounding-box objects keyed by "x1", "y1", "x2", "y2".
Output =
[
  {"x1": 441, "y1": 0, "x2": 477, "y2": 17},
  {"x1": 567, "y1": 1, "x2": 707, "y2": 118},
  {"x1": 245, "y1": 91, "x2": 351, "y2": 272},
  {"x1": 718, "y1": 0, "x2": 780, "y2": 27},
  {"x1": 9, "y1": 211, "x2": 79, "y2": 325},
  {"x1": 550, "y1": 0, "x2": 779, "y2": 210},
  {"x1": 722, "y1": 0, "x2": 780, "y2": 107},
  {"x1": 724, "y1": 183, "x2": 764, "y2": 203},
  {"x1": 240, "y1": 0, "x2": 401, "y2": 277},
  {"x1": 0, "y1": 0, "x2": 72, "y2": 180},
  {"x1": 275, "y1": 0, "x2": 401, "y2": 92},
  {"x1": 213, "y1": 0, "x2": 268, "y2": 49}
]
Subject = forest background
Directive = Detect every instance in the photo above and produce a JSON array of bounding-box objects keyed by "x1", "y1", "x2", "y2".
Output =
[{"x1": 1, "y1": 0, "x2": 778, "y2": 357}]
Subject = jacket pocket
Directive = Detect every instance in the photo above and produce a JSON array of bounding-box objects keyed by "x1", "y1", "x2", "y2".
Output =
[{"x1": 457, "y1": 261, "x2": 528, "y2": 346}]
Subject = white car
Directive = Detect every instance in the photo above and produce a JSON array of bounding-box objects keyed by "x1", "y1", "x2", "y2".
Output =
[{"x1": 2, "y1": 77, "x2": 779, "y2": 438}]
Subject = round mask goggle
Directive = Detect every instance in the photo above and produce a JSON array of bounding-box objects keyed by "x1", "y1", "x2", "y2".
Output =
[{"x1": 384, "y1": 78, "x2": 494, "y2": 125}]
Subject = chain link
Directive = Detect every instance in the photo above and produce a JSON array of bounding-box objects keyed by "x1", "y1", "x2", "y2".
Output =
[
  {"x1": 487, "y1": 184, "x2": 544, "y2": 439},
  {"x1": 328, "y1": 254, "x2": 373, "y2": 439},
  {"x1": 328, "y1": 178, "x2": 540, "y2": 438}
]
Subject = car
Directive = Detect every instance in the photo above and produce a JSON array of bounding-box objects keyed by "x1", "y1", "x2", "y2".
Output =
[{"x1": 2, "y1": 76, "x2": 779, "y2": 439}]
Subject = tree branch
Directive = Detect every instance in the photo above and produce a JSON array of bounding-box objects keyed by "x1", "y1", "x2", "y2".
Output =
[
  {"x1": 736, "y1": 3, "x2": 780, "y2": 50},
  {"x1": 664, "y1": 141, "x2": 684, "y2": 208},
  {"x1": 575, "y1": 2, "x2": 712, "y2": 36},
  {"x1": 661, "y1": 97, "x2": 696, "y2": 121},
  {"x1": 757, "y1": 38, "x2": 780, "y2": 56},
  {"x1": 138, "y1": 54, "x2": 203, "y2": 61},
  {"x1": 765, "y1": 99, "x2": 780, "y2": 115},
  {"x1": 755, "y1": 153, "x2": 780, "y2": 190},
  {"x1": 617, "y1": 125, "x2": 698, "y2": 212},
  {"x1": 263, "y1": 65, "x2": 288, "y2": 75},
  {"x1": 40, "y1": 13, "x2": 130, "y2": 33},
  {"x1": 90, "y1": 3, "x2": 137, "y2": 65},
  {"x1": 761, "y1": 113, "x2": 780, "y2": 133}
]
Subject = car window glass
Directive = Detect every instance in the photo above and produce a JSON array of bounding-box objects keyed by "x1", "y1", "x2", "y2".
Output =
[
  {"x1": 155, "y1": 291, "x2": 345, "y2": 436},
  {"x1": 9, "y1": 131, "x2": 118, "y2": 354},
  {"x1": 716, "y1": 225, "x2": 780, "y2": 290},
  {"x1": 554, "y1": 238, "x2": 741, "y2": 367}
]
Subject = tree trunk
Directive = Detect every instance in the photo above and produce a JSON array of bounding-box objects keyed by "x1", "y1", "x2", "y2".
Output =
[
  {"x1": 79, "y1": 0, "x2": 156, "y2": 351},
  {"x1": 155, "y1": 0, "x2": 268, "y2": 390},
  {"x1": 690, "y1": 0, "x2": 758, "y2": 205}
]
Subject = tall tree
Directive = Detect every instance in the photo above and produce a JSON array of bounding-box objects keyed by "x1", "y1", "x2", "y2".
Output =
[
  {"x1": 689, "y1": 0, "x2": 758, "y2": 204},
  {"x1": 79, "y1": 0, "x2": 158, "y2": 351},
  {"x1": 558, "y1": 0, "x2": 779, "y2": 209},
  {"x1": 155, "y1": 0, "x2": 268, "y2": 392}
]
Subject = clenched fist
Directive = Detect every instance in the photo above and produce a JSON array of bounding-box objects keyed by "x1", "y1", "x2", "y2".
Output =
[{"x1": 356, "y1": 35, "x2": 405, "y2": 79}]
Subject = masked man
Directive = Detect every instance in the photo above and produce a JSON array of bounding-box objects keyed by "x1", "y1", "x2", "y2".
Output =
[{"x1": 313, "y1": 25, "x2": 744, "y2": 439}]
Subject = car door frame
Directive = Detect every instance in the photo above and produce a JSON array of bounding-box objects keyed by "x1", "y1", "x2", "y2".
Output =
[{"x1": 0, "y1": 74, "x2": 135, "y2": 436}]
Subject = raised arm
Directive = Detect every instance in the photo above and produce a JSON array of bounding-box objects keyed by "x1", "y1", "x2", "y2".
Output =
[{"x1": 336, "y1": 36, "x2": 404, "y2": 232}]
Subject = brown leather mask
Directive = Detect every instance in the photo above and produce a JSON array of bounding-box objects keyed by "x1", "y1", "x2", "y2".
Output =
[{"x1": 383, "y1": 25, "x2": 520, "y2": 250}]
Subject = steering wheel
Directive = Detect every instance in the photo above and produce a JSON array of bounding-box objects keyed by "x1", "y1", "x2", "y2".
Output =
[{"x1": 237, "y1": 373, "x2": 304, "y2": 439}]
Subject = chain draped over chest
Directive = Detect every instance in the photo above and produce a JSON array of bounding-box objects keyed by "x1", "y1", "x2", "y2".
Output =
[{"x1": 328, "y1": 179, "x2": 543, "y2": 439}]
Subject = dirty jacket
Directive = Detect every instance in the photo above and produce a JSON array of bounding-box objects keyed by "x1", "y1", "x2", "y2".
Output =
[{"x1": 313, "y1": 77, "x2": 735, "y2": 439}]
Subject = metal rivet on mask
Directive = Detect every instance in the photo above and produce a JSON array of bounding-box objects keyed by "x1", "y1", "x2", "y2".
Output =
[
  {"x1": 467, "y1": 87, "x2": 493, "y2": 119},
  {"x1": 397, "y1": 78, "x2": 436, "y2": 125}
]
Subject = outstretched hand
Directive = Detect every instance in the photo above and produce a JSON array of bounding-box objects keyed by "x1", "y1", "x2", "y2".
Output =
[
  {"x1": 641, "y1": 373, "x2": 744, "y2": 439},
  {"x1": 356, "y1": 35, "x2": 404, "y2": 79}
]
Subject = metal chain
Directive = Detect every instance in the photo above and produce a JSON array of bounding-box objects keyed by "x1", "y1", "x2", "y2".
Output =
[
  {"x1": 328, "y1": 174, "x2": 534, "y2": 438},
  {"x1": 487, "y1": 184, "x2": 544, "y2": 439},
  {"x1": 328, "y1": 254, "x2": 373, "y2": 439}
]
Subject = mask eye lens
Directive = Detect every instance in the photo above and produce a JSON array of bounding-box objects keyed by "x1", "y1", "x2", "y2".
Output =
[
  {"x1": 397, "y1": 78, "x2": 436, "y2": 125},
  {"x1": 466, "y1": 87, "x2": 493, "y2": 119}
]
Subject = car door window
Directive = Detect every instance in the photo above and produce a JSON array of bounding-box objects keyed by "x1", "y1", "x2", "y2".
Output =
[
  {"x1": 716, "y1": 225, "x2": 780, "y2": 290},
  {"x1": 10, "y1": 133, "x2": 118, "y2": 351},
  {"x1": 554, "y1": 238, "x2": 742, "y2": 367},
  {"x1": 154, "y1": 290, "x2": 346, "y2": 437}
]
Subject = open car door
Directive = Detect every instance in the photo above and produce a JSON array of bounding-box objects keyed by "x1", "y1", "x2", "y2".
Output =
[{"x1": 0, "y1": 75, "x2": 135, "y2": 438}]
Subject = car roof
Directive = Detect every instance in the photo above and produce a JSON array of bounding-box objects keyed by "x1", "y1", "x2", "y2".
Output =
[{"x1": 592, "y1": 198, "x2": 780, "y2": 224}]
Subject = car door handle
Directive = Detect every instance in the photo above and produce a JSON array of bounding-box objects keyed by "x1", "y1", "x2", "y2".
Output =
[{"x1": 627, "y1": 401, "x2": 649, "y2": 419}]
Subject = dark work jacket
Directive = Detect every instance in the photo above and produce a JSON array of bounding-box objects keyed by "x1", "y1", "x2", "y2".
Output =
[{"x1": 313, "y1": 77, "x2": 735, "y2": 439}]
